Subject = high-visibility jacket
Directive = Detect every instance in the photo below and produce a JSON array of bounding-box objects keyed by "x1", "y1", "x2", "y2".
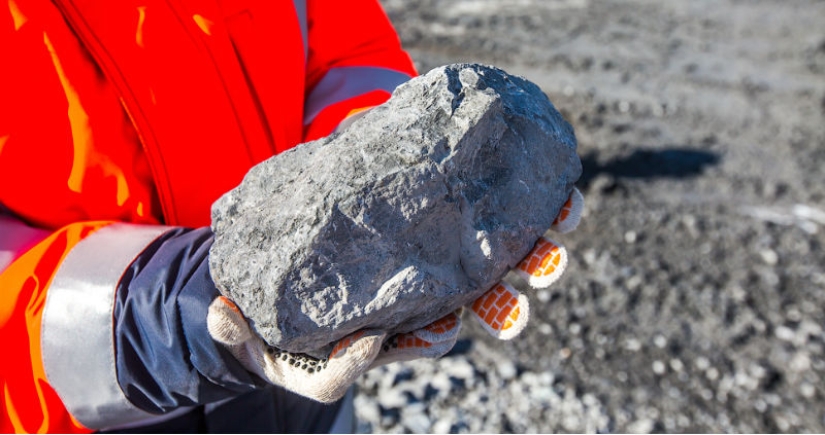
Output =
[{"x1": 0, "y1": 0, "x2": 416, "y2": 432}]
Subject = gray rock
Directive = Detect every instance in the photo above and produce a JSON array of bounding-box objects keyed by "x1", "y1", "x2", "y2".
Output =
[{"x1": 209, "y1": 63, "x2": 581, "y2": 353}]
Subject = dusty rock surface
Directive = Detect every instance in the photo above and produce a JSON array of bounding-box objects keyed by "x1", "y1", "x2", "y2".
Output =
[
  {"x1": 356, "y1": 0, "x2": 825, "y2": 433},
  {"x1": 210, "y1": 64, "x2": 580, "y2": 353}
]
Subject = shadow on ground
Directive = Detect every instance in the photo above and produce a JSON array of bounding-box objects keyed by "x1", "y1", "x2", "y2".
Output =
[{"x1": 578, "y1": 148, "x2": 721, "y2": 188}]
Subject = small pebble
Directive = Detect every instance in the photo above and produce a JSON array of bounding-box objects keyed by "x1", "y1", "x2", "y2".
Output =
[
  {"x1": 775, "y1": 326, "x2": 795, "y2": 341},
  {"x1": 619, "y1": 101, "x2": 631, "y2": 113},
  {"x1": 627, "y1": 418, "x2": 654, "y2": 434},
  {"x1": 537, "y1": 289, "x2": 551, "y2": 303},
  {"x1": 653, "y1": 335, "x2": 667, "y2": 348},
  {"x1": 800, "y1": 383, "x2": 816, "y2": 398},
  {"x1": 760, "y1": 249, "x2": 779, "y2": 265},
  {"x1": 538, "y1": 323, "x2": 553, "y2": 335},
  {"x1": 569, "y1": 323, "x2": 581, "y2": 335},
  {"x1": 497, "y1": 360, "x2": 517, "y2": 380},
  {"x1": 754, "y1": 400, "x2": 767, "y2": 412},
  {"x1": 652, "y1": 360, "x2": 666, "y2": 375},
  {"x1": 669, "y1": 359, "x2": 684, "y2": 372}
]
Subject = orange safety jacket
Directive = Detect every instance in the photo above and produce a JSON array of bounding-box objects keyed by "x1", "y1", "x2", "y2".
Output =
[{"x1": 0, "y1": 0, "x2": 416, "y2": 432}]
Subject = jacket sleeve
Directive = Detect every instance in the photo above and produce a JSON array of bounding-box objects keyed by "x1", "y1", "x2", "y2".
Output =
[
  {"x1": 301, "y1": 0, "x2": 418, "y2": 141},
  {"x1": 0, "y1": 213, "x2": 260, "y2": 433}
]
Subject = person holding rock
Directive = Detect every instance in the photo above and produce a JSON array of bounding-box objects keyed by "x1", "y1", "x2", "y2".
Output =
[{"x1": 0, "y1": 0, "x2": 582, "y2": 433}]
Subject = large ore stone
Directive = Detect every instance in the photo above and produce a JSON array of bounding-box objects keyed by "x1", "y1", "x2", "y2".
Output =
[{"x1": 209, "y1": 64, "x2": 581, "y2": 354}]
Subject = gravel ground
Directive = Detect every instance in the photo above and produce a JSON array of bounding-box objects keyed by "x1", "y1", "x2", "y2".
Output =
[{"x1": 355, "y1": 0, "x2": 825, "y2": 432}]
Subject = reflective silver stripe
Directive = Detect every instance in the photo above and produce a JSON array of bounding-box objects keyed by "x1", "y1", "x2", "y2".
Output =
[
  {"x1": 292, "y1": 0, "x2": 307, "y2": 61},
  {"x1": 303, "y1": 66, "x2": 411, "y2": 125},
  {"x1": 41, "y1": 223, "x2": 172, "y2": 429}
]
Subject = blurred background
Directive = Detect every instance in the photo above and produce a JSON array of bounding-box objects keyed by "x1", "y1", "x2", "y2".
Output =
[{"x1": 355, "y1": 0, "x2": 825, "y2": 432}]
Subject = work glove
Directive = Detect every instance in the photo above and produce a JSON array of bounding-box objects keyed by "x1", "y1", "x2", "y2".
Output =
[
  {"x1": 467, "y1": 187, "x2": 584, "y2": 339},
  {"x1": 207, "y1": 188, "x2": 583, "y2": 403},
  {"x1": 207, "y1": 297, "x2": 462, "y2": 403}
]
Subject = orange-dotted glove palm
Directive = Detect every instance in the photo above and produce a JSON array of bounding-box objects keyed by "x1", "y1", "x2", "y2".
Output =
[{"x1": 207, "y1": 188, "x2": 582, "y2": 403}]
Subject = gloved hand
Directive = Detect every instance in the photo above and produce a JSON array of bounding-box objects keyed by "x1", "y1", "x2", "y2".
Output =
[
  {"x1": 207, "y1": 297, "x2": 462, "y2": 403},
  {"x1": 207, "y1": 187, "x2": 583, "y2": 403},
  {"x1": 467, "y1": 187, "x2": 584, "y2": 339}
]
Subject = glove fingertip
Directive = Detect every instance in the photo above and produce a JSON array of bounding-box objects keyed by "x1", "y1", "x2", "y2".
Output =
[
  {"x1": 469, "y1": 282, "x2": 530, "y2": 340},
  {"x1": 329, "y1": 329, "x2": 386, "y2": 360},
  {"x1": 207, "y1": 296, "x2": 253, "y2": 345},
  {"x1": 500, "y1": 292, "x2": 530, "y2": 340},
  {"x1": 551, "y1": 187, "x2": 584, "y2": 234},
  {"x1": 515, "y1": 237, "x2": 568, "y2": 290},
  {"x1": 412, "y1": 311, "x2": 462, "y2": 343}
]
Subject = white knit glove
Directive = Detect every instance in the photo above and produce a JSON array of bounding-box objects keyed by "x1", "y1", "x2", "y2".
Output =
[
  {"x1": 207, "y1": 187, "x2": 583, "y2": 403},
  {"x1": 207, "y1": 296, "x2": 461, "y2": 403}
]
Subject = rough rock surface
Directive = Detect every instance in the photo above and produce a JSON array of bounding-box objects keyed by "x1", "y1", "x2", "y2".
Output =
[{"x1": 210, "y1": 64, "x2": 581, "y2": 353}]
